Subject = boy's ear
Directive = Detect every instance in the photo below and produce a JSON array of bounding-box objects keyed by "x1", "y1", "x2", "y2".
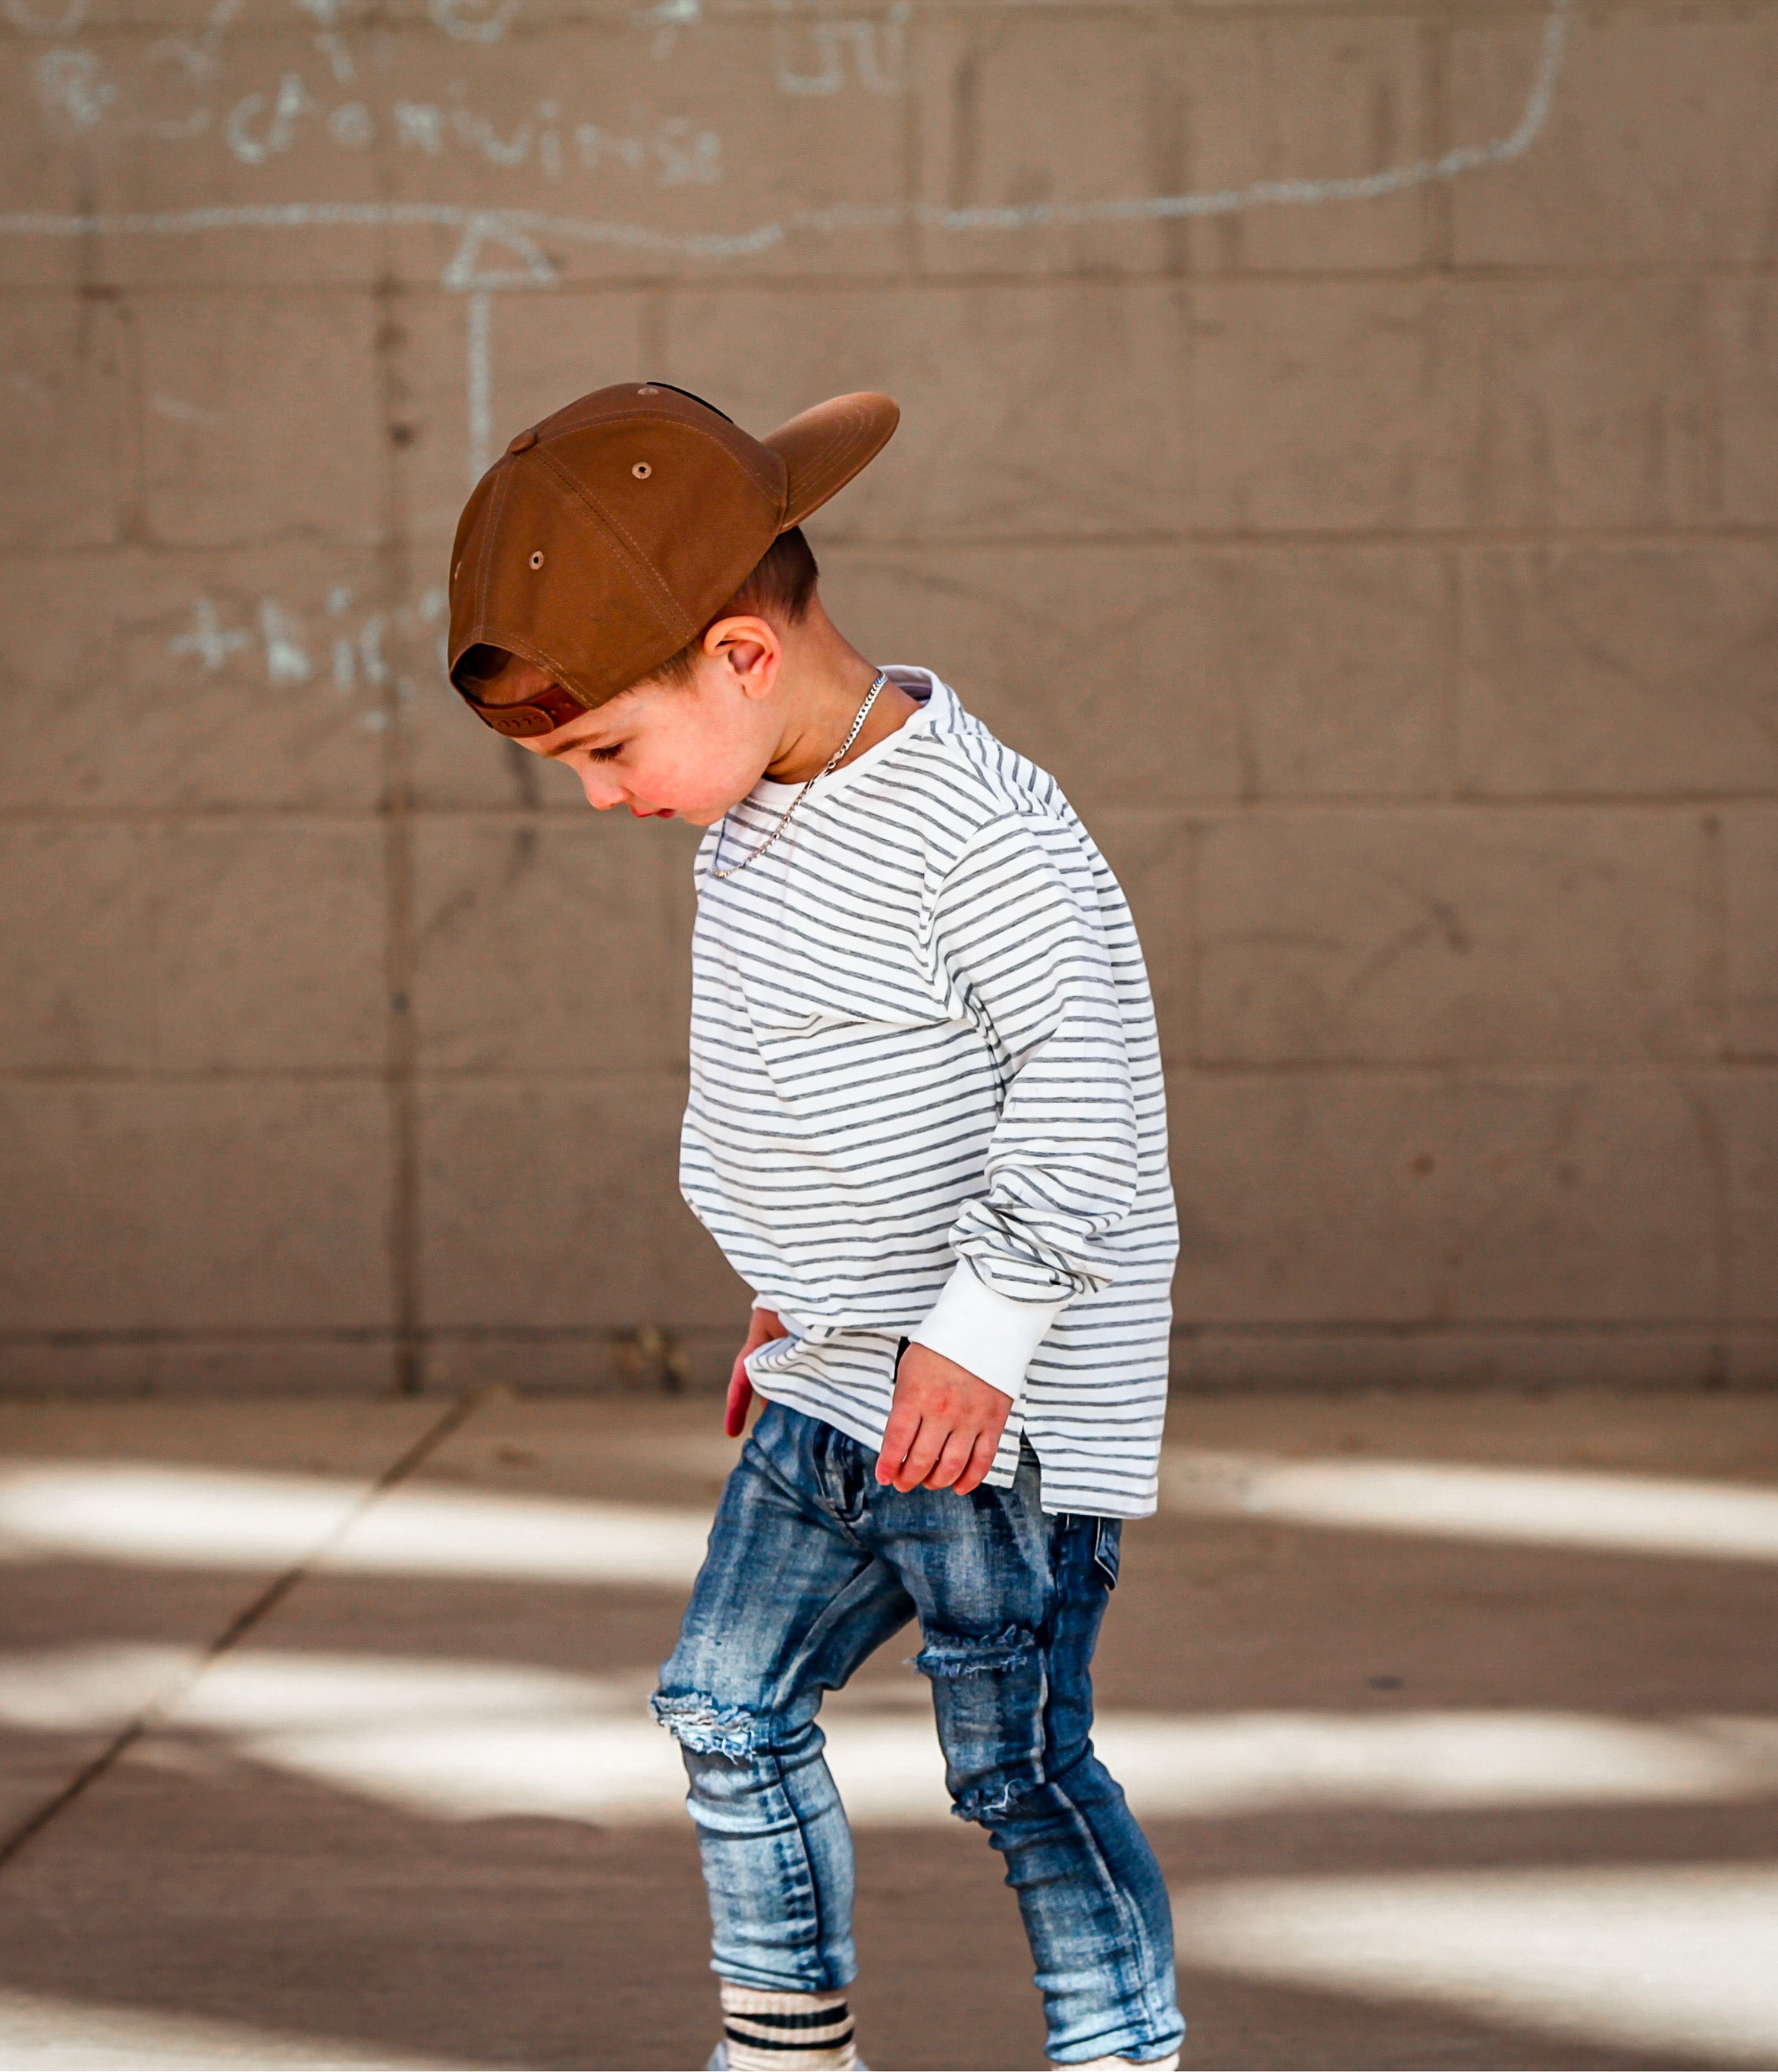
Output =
[{"x1": 705, "y1": 615, "x2": 782, "y2": 699}]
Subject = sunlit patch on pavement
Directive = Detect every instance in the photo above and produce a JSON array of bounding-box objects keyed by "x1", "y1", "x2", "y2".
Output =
[
  {"x1": 1170, "y1": 1864, "x2": 1778, "y2": 2067},
  {"x1": 5, "y1": 1646, "x2": 1778, "y2": 1828},
  {"x1": 0, "y1": 1985, "x2": 469, "y2": 2069},
  {"x1": 10, "y1": 1448, "x2": 1777, "y2": 1595},
  {"x1": 1163, "y1": 1448, "x2": 1778, "y2": 1563},
  {"x1": 0, "y1": 1461, "x2": 712, "y2": 1587}
]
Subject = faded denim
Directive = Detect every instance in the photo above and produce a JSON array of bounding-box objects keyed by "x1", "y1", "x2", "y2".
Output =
[{"x1": 652, "y1": 1401, "x2": 1185, "y2": 2067}]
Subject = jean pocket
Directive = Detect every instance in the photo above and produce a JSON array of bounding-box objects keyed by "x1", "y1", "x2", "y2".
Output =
[{"x1": 1092, "y1": 1516, "x2": 1122, "y2": 1590}]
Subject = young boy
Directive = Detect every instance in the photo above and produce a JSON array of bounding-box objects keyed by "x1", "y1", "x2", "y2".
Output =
[{"x1": 446, "y1": 382, "x2": 1185, "y2": 2071}]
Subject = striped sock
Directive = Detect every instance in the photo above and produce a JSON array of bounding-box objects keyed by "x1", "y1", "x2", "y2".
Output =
[{"x1": 719, "y1": 1985, "x2": 856, "y2": 2071}]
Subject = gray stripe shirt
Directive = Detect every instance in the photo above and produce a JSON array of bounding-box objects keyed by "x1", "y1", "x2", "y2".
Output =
[{"x1": 679, "y1": 668, "x2": 1177, "y2": 1517}]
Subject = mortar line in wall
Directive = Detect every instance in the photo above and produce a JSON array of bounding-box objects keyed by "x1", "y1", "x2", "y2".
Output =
[
  {"x1": 8, "y1": 523, "x2": 1776, "y2": 569},
  {"x1": 8, "y1": 791, "x2": 1776, "y2": 828},
  {"x1": 638, "y1": 283, "x2": 669, "y2": 382},
  {"x1": 816, "y1": 522, "x2": 1778, "y2": 548},
  {"x1": 32, "y1": 0, "x2": 1576, "y2": 30},
  {"x1": 1162, "y1": 1058, "x2": 1778, "y2": 1079},
  {"x1": 0, "y1": 1328, "x2": 411, "y2": 1346},
  {"x1": 41, "y1": 263, "x2": 1778, "y2": 313},
  {"x1": 28, "y1": 0, "x2": 1745, "y2": 27},
  {"x1": 413, "y1": 259, "x2": 1776, "y2": 291},
  {"x1": 1182, "y1": 815, "x2": 1204, "y2": 1064},
  {"x1": 1, "y1": 1321, "x2": 1772, "y2": 1355},
  {"x1": 2, "y1": 1060, "x2": 1770, "y2": 1086},
  {"x1": 106, "y1": 291, "x2": 146, "y2": 552},
  {"x1": 372, "y1": 251, "x2": 423, "y2": 1395},
  {"x1": 1422, "y1": 2, "x2": 1454, "y2": 275},
  {"x1": 894, "y1": 0, "x2": 924, "y2": 275},
  {"x1": 1689, "y1": 812, "x2": 1736, "y2": 1363},
  {"x1": 1698, "y1": 810, "x2": 1731, "y2": 1058},
  {"x1": 0, "y1": 1390, "x2": 485, "y2": 1874},
  {"x1": 1434, "y1": 541, "x2": 1463, "y2": 800}
]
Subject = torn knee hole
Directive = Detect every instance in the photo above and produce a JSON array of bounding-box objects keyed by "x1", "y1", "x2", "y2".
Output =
[
  {"x1": 649, "y1": 1691, "x2": 764, "y2": 1759},
  {"x1": 952, "y1": 1774, "x2": 1041, "y2": 1825},
  {"x1": 912, "y1": 1623, "x2": 1036, "y2": 1680}
]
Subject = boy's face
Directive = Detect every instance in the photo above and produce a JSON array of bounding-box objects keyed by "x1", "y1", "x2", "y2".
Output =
[{"x1": 481, "y1": 630, "x2": 780, "y2": 826}]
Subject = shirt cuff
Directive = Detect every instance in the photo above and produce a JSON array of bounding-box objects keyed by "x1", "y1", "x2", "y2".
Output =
[{"x1": 906, "y1": 1261, "x2": 1067, "y2": 1404}]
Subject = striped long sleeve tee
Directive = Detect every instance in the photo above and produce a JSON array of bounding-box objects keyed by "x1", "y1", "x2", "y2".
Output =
[{"x1": 679, "y1": 667, "x2": 1178, "y2": 1517}]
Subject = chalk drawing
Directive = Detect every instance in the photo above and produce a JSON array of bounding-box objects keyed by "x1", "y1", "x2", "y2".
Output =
[
  {"x1": 35, "y1": 49, "x2": 729, "y2": 184},
  {"x1": 32, "y1": 43, "x2": 112, "y2": 124},
  {"x1": 772, "y1": 0, "x2": 907, "y2": 96},
  {"x1": 636, "y1": 0, "x2": 699, "y2": 62},
  {"x1": 223, "y1": 70, "x2": 313, "y2": 162},
  {"x1": 329, "y1": 585, "x2": 356, "y2": 690},
  {"x1": 165, "y1": 584, "x2": 441, "y2": 738},
  {"x1": 449, "y1": 104, "x2": 533, "y2": 166},
  {"x1": 169, "y1": 598, "x2": 253, "y2": 672},
  {"x1": 152, "y1": 394, "x2": 225, "y2": 427},
  {"x1": 259, "y1": 600, "x2": 313, "y2": 684},
  {"x1": 149, "y1": 0, "x2": 249, "y2": 86},
  {"x1": 444, "y1": 215, "x2": 557, "y2": 289},
  {"x1": 363, "y1": 616, "x2": 388, "y2": 684},
  {"x1": 3, "y1": 1, "x2": 1574, "y2": 273},
  {"x1": 5, "y1": 0, "x2": 85, "y2": 33},
  {"x1": 466, "y1": 289, "x2": 495, "y2": 479},
  {"x1": 428, "y1": 0, "x2": 522, "y2": 44},
  {"x1": 12, "y1": 0, "x2": 1576, "y2": 537},
  {"x1": 940, "y1": 5, "x2": 1573, "y2": 231}
]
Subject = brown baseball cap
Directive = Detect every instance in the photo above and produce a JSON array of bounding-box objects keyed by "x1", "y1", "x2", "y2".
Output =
[{"x1": 447, "y1": 381, "x2": 899, "y2": 735}]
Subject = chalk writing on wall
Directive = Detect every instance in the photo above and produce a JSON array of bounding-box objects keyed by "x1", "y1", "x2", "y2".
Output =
[
  {"x1": 164, "y1": 584, "x2": 444, "y2": 731},
  {"x1": 9, "y1": 0, "x2": 1578, "y2": 699},
  {"x1": 8, "y1": 0, "x2": 1574, "y2": 280}
]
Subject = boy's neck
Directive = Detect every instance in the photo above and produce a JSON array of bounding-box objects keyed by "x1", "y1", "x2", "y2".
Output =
[{"x1": 765, "y1": 598, "x2": 921, "y2": 784}]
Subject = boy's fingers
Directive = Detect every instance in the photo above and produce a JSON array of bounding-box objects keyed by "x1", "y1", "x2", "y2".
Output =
[
  {"x1": 922, "y1": 1428, "x2": 977, "y2": 1491},
  {"x1": 875, "y1": 1401, "x2": 922, "y2": 1483},
  {"x1": 724, "y1": 1366, "x2": 753, "y2": 1440},
  {"x1": 894, "y1": 1418, "x2": 948, "y2": 1492},
  {"x1": 952, "y1": 1431, "x2": 1000, "y2": 1497}
]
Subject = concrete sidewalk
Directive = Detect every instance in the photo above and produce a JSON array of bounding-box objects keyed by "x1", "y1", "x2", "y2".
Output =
[{"x1": 2, "y1": 1388, "x2": 1776, "y2": 2070}]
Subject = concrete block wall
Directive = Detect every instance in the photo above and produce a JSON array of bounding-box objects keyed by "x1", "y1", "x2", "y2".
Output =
[{"x1": 2, "y1": 0, "x2": 1774, "y2": 1394}]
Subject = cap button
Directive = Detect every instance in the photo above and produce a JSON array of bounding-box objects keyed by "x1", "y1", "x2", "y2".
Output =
[{"x1": 507, "y1": 427, "x2": 539, "y2": 454}]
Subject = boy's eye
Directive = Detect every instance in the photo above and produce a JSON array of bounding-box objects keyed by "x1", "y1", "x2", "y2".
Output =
[{"x1": 583, "y1": 742, "x2": 623, "y2": 763}]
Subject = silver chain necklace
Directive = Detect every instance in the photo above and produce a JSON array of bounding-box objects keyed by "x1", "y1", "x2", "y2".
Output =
[{"x1": 708, "y1": 670, "x2": 888, "y2": 880}]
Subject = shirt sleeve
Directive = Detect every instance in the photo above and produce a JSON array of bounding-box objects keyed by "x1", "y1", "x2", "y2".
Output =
[{"x1": 905, "y1": 813, "x2": 1139, "y2": 1402}]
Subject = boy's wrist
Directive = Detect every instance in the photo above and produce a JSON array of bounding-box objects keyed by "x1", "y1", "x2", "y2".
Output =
[{"x1": 906, "y1": 1261, "x2": 1067, "y2": 1404}]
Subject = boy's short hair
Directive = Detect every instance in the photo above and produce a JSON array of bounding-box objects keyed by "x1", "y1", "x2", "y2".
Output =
[
  {"x1": 455, "y1": 527, "x2": 819, "y2": 703},
  {"x1": 647, "y1": 525, "x2": 819, "y2": 688}
]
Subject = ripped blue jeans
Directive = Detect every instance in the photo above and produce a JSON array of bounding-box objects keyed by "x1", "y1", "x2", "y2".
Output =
[{"x1": 651, "y1": 1401, "x2": 1184, "y2": 2067}]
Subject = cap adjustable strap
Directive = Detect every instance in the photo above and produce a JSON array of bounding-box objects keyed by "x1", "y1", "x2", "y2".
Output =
[{"x1": 454, "y1": 678, "x2": 589, "y2": 737}]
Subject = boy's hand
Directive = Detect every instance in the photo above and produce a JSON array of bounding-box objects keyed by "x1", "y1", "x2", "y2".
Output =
[
  {"x1": 725, "y1": 1306, "x2": 784, "y2": 1438},
  {"x1": 876, "y1": 1344, "x2": 1012, "y2": 1495}
]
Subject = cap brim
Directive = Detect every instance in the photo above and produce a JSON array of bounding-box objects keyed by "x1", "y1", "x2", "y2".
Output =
[{"x1": 763, "y1": 391, "x2": 899, "y2": 530}]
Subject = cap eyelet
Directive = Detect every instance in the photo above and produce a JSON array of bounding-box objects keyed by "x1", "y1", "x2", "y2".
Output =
[
  {"x1": 632, "y1": 461, "x2": 652, "y2": 479},
  {"x1": 528, "y1": 549, "x2": 544, "y2": 570},
  {"x1": 637, "y1": 385, "x2": 658, "y2": 395}
]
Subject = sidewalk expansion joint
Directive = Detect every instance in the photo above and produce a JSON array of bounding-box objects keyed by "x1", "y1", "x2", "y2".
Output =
[{"x1": 0, "y1": 1389, "x2": 492, "y2": 1875}]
